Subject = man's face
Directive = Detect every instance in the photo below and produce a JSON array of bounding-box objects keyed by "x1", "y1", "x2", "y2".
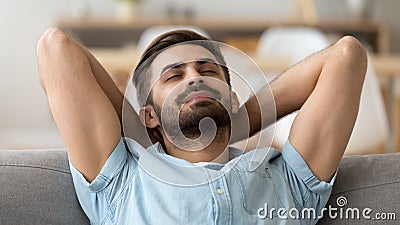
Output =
[{"x1": 146, "y1": 44, "x2": 236, "y2": 147}]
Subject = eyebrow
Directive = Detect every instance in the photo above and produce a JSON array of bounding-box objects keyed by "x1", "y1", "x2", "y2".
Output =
[
  {"x1": 197, "y1": 57, "x2": 218, "y2": 65},
  {"x1": 159, "y1": 58, "x2": 219, "y2": 76},
  {"x1": 160, "y1": 62, "x2": 183, "y2": 76}
]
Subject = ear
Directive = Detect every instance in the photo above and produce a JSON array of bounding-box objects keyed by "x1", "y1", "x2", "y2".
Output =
[
  {"x1": 139, "y1": 105, "x2": 160, "y2": 128},
  {"x1": 231, "y1": 91, "x2": 240, "y2": 114}
]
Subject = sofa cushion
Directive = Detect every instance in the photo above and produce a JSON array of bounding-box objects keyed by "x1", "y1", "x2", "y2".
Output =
[
  {"x1": 317, "y1": 153, "x2": 400, "y2": 224},
  {"x1": 0, "y1": 149, "x2": 89, "y2": 225}
]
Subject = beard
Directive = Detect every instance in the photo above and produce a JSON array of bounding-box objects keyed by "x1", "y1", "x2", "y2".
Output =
[
  {"x1": 177, "y1": 100, "x2": 231, "y2": 139},
  {"x1": 153, "y1": 85, "x2": 232, "y2": 143}
]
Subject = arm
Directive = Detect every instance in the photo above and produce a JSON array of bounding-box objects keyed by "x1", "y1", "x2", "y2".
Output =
[
  {"x1": 37, "y1": 28, "x2": 147, "y2": 182},
  {"x1": 241, "y1": 36, "x2": 367, "y2": 182}
]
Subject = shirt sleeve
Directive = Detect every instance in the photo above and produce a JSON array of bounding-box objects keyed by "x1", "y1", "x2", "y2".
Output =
[
  {"x1": 281, "y1": 139, "x2": 337, "y2": 220},
  {"x1": 68, "y1": 137, "x2": 139, "y2": 223}
]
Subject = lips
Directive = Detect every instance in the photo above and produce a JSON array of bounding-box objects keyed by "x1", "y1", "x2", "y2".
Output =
[{"x1": 184, "y1": 91, "x2": 214, "y2": 104}]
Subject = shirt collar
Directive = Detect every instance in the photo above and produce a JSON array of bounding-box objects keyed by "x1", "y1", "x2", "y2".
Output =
[{"x1": 146, "y1": 142, "x2": 245, "y2": 170}]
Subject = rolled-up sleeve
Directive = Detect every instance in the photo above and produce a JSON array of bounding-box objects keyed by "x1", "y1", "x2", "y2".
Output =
[
  {"x1": 68, "y1": 137, "x2": 139, "y2": 223},
  {"x1": 281, "y1": 139, "x2": 337, "y2": 222}
]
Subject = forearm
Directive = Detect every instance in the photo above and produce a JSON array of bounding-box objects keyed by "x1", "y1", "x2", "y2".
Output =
[
  {"x1": 269, "y1": 47, "x2": 328, "y2": 119},
  {"x1": 231, "y1": 87, "x2": 275, "y2": 142}
]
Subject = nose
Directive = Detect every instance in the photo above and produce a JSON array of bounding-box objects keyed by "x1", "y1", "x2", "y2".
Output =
[
  {"x1": 186, "y1": 66, "x2": 204, "y2": 86},
  {"x1": 188, "y1": 79, "x2": 204, "y2": 86}
]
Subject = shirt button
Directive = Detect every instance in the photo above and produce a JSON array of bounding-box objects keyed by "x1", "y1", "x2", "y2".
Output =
[{"x1": 216, "y1": 187, "x2": 223, "y2": 195}]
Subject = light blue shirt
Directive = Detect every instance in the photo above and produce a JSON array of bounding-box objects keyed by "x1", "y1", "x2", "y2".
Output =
[{"x1": 69, "y1": 137, "x2": 336, "y2": 225}]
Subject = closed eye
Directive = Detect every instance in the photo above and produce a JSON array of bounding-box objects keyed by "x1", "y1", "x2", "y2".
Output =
[
  {"x1": 200, "y1": 70, "x2": 216, "y2": 74},
  {"x1": 165, "y1": 74, "x2": 182, "y2": 81},
  {"x1": 198, "y1": 61, "x2": 221, "y2": 76}
]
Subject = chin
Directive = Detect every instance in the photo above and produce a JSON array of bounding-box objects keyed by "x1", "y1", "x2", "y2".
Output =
[{"x1": 179, "y1": 102, "x2": 231, "y2": 134}]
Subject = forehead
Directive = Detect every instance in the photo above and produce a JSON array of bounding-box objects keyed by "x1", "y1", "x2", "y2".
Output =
[{"x1": 150, "y1": 44, "x2": 218, "y2": 76}]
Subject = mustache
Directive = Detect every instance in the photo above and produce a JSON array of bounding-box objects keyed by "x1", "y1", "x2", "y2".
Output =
[{"x1": 175, "y1": 83, "x2": 222, "y2": 105}]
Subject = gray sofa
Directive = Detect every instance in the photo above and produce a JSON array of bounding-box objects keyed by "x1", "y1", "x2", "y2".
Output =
[{"x1": 0, "y1": 149, "x2": 399, "y2": 225}]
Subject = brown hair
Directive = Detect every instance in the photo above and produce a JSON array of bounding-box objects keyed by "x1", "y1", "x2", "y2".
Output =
[{"x1": 132, "y1": 29, "x2": 230, "y2": 107}]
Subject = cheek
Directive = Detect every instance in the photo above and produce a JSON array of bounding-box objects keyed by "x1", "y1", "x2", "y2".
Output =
[
  {"x1": 152, "y1": 88, "x2": 173, "y2": 110},
  {"x1": 150, "y1": 83, "x2": 164, "y2": 105},
  {"x1": 151, "y1": 93, "x2": 164, "y2": 109}
]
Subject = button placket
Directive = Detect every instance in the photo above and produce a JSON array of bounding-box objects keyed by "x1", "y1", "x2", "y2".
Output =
[{"x1": 205, "y1": 169, "x2": 232, "y2": 225}]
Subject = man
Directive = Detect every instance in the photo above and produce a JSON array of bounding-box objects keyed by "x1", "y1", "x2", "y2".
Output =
[{"x1": 37, "y1": 28, "x2": 367, "y2": 224}]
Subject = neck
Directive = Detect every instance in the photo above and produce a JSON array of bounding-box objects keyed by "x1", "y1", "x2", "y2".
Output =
[{"x1": 162, "y1": 128, "x2": 230, "y2": 164}]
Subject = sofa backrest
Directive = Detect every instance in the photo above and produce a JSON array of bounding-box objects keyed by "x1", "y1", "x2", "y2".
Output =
[
  {"x1": 317, "y1": 153, "x2": 400, "y2": 224},
  {"x1": 1, "y1": 148, "x2": 399, "y2": 224},
  {"x1": 0, "y1": 149, "x2": 89, "y2": 225}
]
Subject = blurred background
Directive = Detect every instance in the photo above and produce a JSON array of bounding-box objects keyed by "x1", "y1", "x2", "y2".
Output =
[{"x1": 0, "y1": 0, "x2": 399, "y2": 154}]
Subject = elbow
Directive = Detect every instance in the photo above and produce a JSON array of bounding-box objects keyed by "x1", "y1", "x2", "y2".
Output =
[
  {"x1": 335, "y1": 36, "x2": 368, "y2": 78},
  {"x1": 337, "y1": 36, "x2": 368, "y2": 62},
  {"x1": 37, "y1": 28, "x2": 72, "y2": 89},
  {"x1": 37, "y1": 27, "x2": 71, "y2": 56}
]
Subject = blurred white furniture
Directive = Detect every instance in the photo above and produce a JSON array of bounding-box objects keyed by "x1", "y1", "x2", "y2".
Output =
[
  {"x1": 254, "y1": 27, "x2": 390, "y2": 154},
  {"x1": 255, "y1": 26, "x2": 329, "y2": 62},
  {"x1": 255, "y1": 27, "x2": 329, "y2": 151},
  {"x1": 347, "y1": 59, "x2": 390, "y2": 154}
]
